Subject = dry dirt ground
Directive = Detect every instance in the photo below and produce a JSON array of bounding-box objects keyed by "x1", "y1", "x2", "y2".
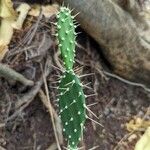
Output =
[{"x1": 0, "y1": 2, "x2": 150, "y2": 150}]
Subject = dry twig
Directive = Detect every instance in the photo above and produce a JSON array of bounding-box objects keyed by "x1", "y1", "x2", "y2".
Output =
[
  {"x1": 103, "y1": 71, "x2": 150, "y2": 93},
  {"x1": 40, "y1": 63, "x2": 62, "y2": 150},
  {"x1": 39, "y1": 90, "x2": 63, "y2": 147}
]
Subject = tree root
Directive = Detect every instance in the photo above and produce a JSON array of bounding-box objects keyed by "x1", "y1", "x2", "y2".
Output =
[
  {"x1": 5, "y1": 57, "x2": 51, "y2": 122},
  {"x1": 0, "y1": 63, "x2": 34, "y2": 86}
]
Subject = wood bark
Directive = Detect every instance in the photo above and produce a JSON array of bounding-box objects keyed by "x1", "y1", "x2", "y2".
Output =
[{"x1": 57, "y1": 0, "x2": 150, "y2": 86}]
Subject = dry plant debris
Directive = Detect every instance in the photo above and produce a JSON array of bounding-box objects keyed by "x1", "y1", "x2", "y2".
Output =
[
  {"x1": 0, "y1": 0, "x2": 30, "y2": 61},
  {"x1": 29, "y1": 4, "x2": 59, "y2": 18},
  {"x1": 134, "y1": 127, "x2": 150, "y2": 150},
  {"x1": 0, "y1": 0, "x2": 17, "y2": 60},
  {"x1": 126, "y1": 107, "x2": 150, "y2": 150},
  {"x1": 126, "y1": 117, "x2": 150, "y2": 132}
]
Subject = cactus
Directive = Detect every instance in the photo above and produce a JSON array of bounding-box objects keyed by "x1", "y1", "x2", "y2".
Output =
[
  {"x1": 56, "y1": 7, "x2": 76, "y2": 70},
  {"x1": 59, "y1": 70, "x2": 86, "y2": 149},
  {"x1": 56, "y1": 7, "x2": 86, "y2": 149}
]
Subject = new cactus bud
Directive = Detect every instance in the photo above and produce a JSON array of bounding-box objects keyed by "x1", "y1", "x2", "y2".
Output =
[{"x1": 56, "y1": 7, "x2": 76, "y2": 70}]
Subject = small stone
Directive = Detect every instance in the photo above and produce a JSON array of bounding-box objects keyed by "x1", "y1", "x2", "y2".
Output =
[
  {"x1": 104, "y1": 108, "x2": 110, "y2": 116},
  {"x1": 138, "y1": 111, "x2": 144, "y2": 117},
  {"x1": 102, "y1": 129, "x2": 106, "y2": 134}
]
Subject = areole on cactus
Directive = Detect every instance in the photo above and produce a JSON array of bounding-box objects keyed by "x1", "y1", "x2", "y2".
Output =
[{"x1": 56, "y1": 6, "x2": 86, "y2": 149}]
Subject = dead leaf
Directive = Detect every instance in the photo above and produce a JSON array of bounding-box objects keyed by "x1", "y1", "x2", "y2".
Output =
[
  {"x1": 28, "y1": 4, "x2": 41, "y2": 17},
  {"x1": 12, "y1": 3, "x2": 31, "y2": 30},
  {"x1": 0, "y1": 45, "x2": 8, "y2": 61},
  {"x1": 0, "y1": 1, "x2": 30, "y2": 61},
  {"x1": 134, "y1": 127, "x2": 150, "y2": 150},
  {"x1": 0, "y1": 0, "x2": 17, "y2": 18},
  {"x1": 126, "y1": 117, "x2": 150, "y2": 132},
  {"x1": 42, "y1": 4, "x2": 59, "y2": 18},
  {"x1": 29, "y1": 4, "x2": 59, "y2": 18}
]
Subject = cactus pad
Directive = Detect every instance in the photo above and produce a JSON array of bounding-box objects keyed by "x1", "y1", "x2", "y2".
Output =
[
  {"x1": 56, "y1": 7, "x2": 76, "y2": 70},
  {"x1": 58, "y1": 70, "x2": 86, "y2": 149}
]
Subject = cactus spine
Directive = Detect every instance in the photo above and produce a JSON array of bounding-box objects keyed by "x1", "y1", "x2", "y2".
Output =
[{"x1": 56, "y1": 7, "x2": 86, "y2": 149}]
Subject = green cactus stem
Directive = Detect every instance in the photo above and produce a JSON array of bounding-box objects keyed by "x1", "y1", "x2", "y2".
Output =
[
  {"x1": 56, "y1": 6, "x2": 86, "y2": 149},
  {"x1": 56, "y1": 7, "x2": 76, "y2": 70},
  {"x1": 58, "y1": 70, "x2": 86, "y2": 149}
]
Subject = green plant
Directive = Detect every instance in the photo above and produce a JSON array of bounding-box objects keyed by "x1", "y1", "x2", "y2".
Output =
[{"x1": 56, "y1": 7, "x2": 86, "y2": 150}]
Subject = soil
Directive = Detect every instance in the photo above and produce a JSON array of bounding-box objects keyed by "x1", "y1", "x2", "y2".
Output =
[{"x1": 0, "y1": 1, "x2": 150, "y2": 150}]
